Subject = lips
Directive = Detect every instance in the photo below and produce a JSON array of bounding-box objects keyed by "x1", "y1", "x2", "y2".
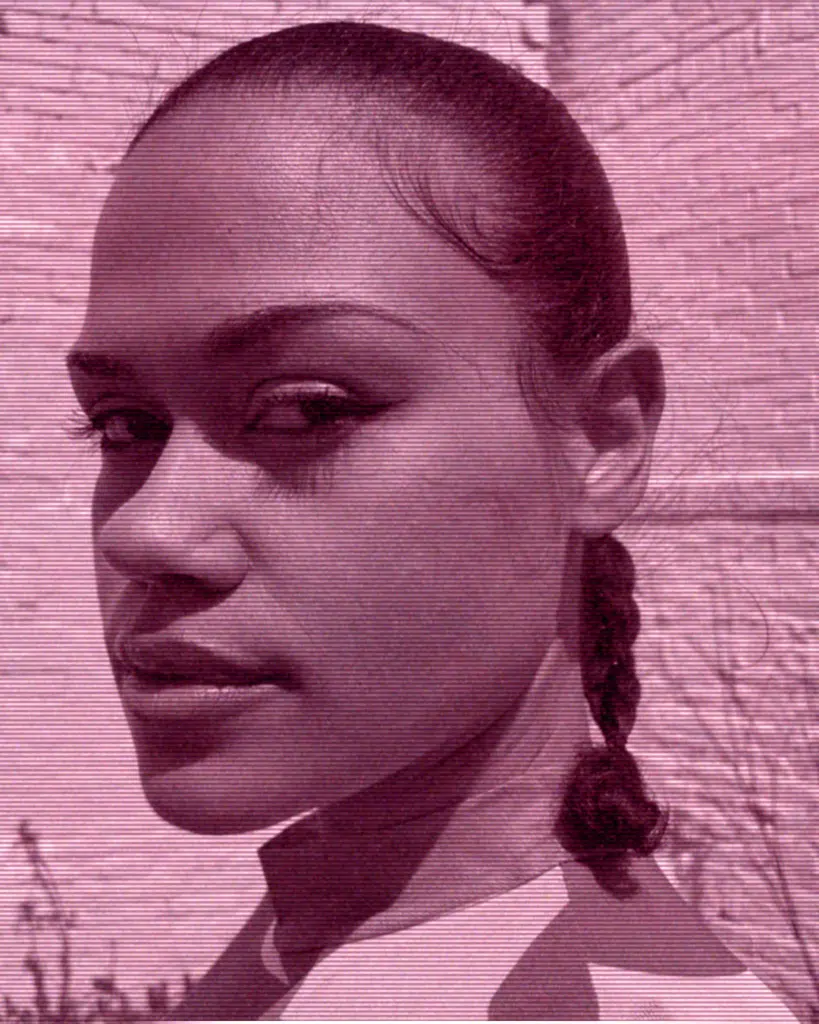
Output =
[{"x1": 116, "y1": 635, "x2": 294, "y2": 689}]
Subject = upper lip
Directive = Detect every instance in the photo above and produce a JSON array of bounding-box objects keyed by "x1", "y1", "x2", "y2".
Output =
[{"x1": 116, "y1": 635, "x2": 292, "y2": 687}]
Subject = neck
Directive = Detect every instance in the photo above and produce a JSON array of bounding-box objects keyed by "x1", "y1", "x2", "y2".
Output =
[
  {"x1": 324, "y1": 634, "x2": 588, "y2": 824},
  {"x1": 258, "y1": 637, "x2": 589, "y2": 953}
]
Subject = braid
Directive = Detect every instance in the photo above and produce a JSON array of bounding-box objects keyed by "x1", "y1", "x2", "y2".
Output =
[{"x1": 556, "y1": 534, "x2": 667, "y2": 897}]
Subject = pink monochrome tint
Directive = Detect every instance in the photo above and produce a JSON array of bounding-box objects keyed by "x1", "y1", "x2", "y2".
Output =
[{"x1": 0, "y1": 3, "x2": 815, "y2": 1022}]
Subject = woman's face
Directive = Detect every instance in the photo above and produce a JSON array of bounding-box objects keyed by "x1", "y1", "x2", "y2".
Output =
[{"x1": 68, "y1": 95, "x2": 575, "y2": 834}]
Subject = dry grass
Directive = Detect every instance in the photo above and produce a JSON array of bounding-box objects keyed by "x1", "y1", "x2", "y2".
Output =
[{"x1": 2, "y1": 821, "x2": 195, "y2": 1024}]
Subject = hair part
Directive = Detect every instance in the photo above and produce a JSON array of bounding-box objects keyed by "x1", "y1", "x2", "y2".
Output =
[{"x1": 129, "y1": 19, "x2": 665, "y2": 896}]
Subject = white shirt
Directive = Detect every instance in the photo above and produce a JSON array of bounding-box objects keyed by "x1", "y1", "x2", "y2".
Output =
[{"x1": 259, "y1": 864, "x2": 797, "y2": 1021}]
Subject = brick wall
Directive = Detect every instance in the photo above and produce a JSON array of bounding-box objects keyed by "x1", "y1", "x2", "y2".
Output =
[
  {"x1": 563, "y1": 0, "x2": 818, "y2": 488},
  {"x1": 1, "y1": 1, "x2": 816, "y2": 1019},
  {"x1": 558, "y1": 4, "x2": 818, "y2": 1018}
]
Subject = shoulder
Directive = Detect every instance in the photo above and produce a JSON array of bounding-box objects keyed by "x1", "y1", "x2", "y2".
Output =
[{"x1": 489, "y1": 857, "x2": 799, "y2": 1021}]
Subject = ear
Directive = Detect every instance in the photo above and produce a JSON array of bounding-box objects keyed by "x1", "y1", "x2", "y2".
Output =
[{"x1": 563, "y1": 341, "x2": 665, "y2": 537}]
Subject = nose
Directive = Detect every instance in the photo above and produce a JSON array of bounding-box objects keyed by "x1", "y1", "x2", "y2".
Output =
[{"x1": 95, "y1": 426, "x2": 251, "y2": 593}]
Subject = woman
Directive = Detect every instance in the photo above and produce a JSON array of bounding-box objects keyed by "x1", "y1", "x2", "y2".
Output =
[{"x1": 65, "y1": 21, "x2": 799, "y2": 1021}]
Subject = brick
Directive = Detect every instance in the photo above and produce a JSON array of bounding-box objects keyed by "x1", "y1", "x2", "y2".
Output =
[
  {"x1": 0, "y1": 210, "x2": 68, "y2": 245},
  {"x1": 716, "y1": 15, "x2": 763, "y2": 71},
  {"x1": 7, "y1": 7, "x2": 200, "y2": 58},
  {"x1": 4, "y1": 159, "x2": 112, "y2": 194},
  {"x1": 670, "y1": 0, "x2": 717, "y2": 17},
  {"x1": 780, "y1": 0, "x2": 819, "y2": 43},
  {"x1": 1, "y1": 283, "x2": 88, "y2": 317},
  {"x1": 752, "y1": 127, "x2": 819, "y2": 177},
  {"x1": 3, "y1": 180, "x2": 104, "y2": 227},
  {"x1": 575, "y1": 1, "x2": 672, "y2": 44},
  {"x1": 0, "y1": 54, "x2": 75, "y2": 92},
  {"x1": 69, "y1": 61, "x2": 158, "y2": 105},
  {"x1": 0, "y1": 34, "x2": 149, "y2": 79},
  {"x1": 620, "y1": 62, "x2": 690, "y2": 115},
  {"x1": 740, "y1": 274, "x2": 819, "y2": 318},
  {"x1": 0, "y1": 82, "x2": 134, "y2": 127},
  {"x1": 0, "y1": 297, "x2": 84, "y2": 330},
  {"x1": 750, "y1": 51, "x2": 819, "y2": 96},
  {"x1": 2, "y1": 264, "x2": 89, "y2": 298},
  {"x1": 680, "y1": 10, "x2": 758, "y2": 59},
  {"x1": 0, "y1": 244, "x2": 92, "y2": 284},
  {"x1": 786, "y1": 249, "x2": 819, "y2": 279},
  {"x1": 672, "y1": 42, "x2": 723, "y2": 92},
  {"x1": 2, "y1": 121, "x2": 126, "y2": 177},
  {"x1": 714, "y1": 204, "x2": 794, "y2": 244},
  {"x1": 776, "y1": 295, "x2": 819, "y2": 323},
  {"x1": 94, "y1": 0, "x2": 285, "y2": 41},
  {"x1": 788, "y1": 200, "x2": 819, "y2": 233},
  {"x1": 12, "y1": 0, "x2": 97, "y2": 17}
]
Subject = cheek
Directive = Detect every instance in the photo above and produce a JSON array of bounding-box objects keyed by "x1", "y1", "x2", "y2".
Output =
[
  {"x1": 276, "y1": 488, "x2": 563, "y2": 769},
  {"x1": 268, "y1": 427, "x2": 567, "y2": 692}
]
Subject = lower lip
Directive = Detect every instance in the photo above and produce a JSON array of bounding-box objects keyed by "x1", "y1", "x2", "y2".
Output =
[{"x1": 120, "y1": 670, "x2": 290, "y2": 723}]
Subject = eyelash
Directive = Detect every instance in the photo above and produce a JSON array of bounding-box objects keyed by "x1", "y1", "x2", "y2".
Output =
[
  {"x1": 64, "y1": 386, "x2": 377, "y2": 455},
  {"x1": 64, "y1": 408, "x2": 170, "y2": 453},
  {"x1": 246, "y1": 384, "x2": 370, "y2": 438}
]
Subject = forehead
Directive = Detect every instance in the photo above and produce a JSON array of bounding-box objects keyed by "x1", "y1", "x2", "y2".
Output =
[
  {"x1": 95, "y1": 95, "x2": 389, "y2": 282},
  {"x1": 93, "y1": 96, "x2": 475, "y2": 303},
  {"x1": 78, "y1": 92, "x2": 522, "y2": 380}
]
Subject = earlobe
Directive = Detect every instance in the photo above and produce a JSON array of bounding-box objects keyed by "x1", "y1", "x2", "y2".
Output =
[{"x1": 568, "y1": 343, "x2": 665, "y2": 537}]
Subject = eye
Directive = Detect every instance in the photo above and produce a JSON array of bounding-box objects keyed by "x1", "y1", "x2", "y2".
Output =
[
  {"x1": 66, "y1": 408, "x2": 170, "y2": 453},
  {"x1": 246, "y1": 381, "x2": 373, "y2": 435}
]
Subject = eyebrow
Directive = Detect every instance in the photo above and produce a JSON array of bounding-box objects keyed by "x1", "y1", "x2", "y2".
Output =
[{"x1": 66, "y1": 300, "x2": 425, "y2": 380}]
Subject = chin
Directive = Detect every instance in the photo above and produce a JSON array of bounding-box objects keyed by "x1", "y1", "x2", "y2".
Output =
[{"x1": 136, "y1": 755, "x2": 315, "y2": 836}]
